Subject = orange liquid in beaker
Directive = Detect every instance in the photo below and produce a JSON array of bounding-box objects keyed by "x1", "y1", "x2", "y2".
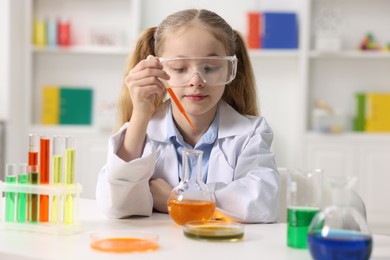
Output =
[
  {"x1": 167, "y1": 199, "x2": 216, "y2": 225},
  {"x1": 91, "y1": 238, "x2": 159, "y2": 253}
]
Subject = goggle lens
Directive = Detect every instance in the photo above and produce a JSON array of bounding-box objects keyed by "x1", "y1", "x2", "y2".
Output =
[{"x1": 159, "y1": 56, "x2": 237, "y2": 87}]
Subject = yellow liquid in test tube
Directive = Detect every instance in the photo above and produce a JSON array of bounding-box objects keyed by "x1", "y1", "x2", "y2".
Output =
[
  {"x1": 64, "y1": 146, "x2": 75, "y2": 224},
  {"x1": 51, "y1": 155, "x2": 62, "y2": 223}
]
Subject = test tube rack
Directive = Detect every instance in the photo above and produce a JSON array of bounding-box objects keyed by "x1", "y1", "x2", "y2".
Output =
[{"x1": 0, "y1": 181, "x2": 82, "y2": 235}]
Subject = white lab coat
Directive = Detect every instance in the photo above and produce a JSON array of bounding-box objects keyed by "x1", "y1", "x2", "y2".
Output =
[{"x1": 96, "y1": 100, "x2": 280, "y2": 223}]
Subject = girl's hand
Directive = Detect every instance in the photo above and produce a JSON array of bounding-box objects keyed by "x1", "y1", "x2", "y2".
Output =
[
  {"x1": 149, "y1": 178, "x2": 172, "y2": 213},
  {"x1": 125, "y1": 55, "x2": 169, "y2": 119}
]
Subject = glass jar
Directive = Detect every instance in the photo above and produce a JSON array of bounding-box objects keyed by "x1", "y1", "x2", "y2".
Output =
[
  {"x1": 167, "y1": 150, "x2": 216, "y2": 225},
  {"x1": 307, "y1": 176, "x2": 373, "y2": 259}
]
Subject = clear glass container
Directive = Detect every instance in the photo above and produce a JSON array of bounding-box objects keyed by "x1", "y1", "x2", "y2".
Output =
[
  {"x1": 167, "y1": 150, "x2": 216, "y2": 225},
  {"x1": 307, "y1": 176, "x2": 373, "y2": 259},
  {"x1": 286, "y1": 169, "x2": 323, "y2": 248}
]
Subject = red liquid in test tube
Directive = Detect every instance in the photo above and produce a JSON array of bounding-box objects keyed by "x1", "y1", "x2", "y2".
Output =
[{"x1": 39, "y1": 137, "x2": 50, "y2": 222}]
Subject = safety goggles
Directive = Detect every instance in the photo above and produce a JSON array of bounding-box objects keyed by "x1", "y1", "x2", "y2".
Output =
[{"x1": 159, "y1": 55, "x2": 237, "y2": 87}]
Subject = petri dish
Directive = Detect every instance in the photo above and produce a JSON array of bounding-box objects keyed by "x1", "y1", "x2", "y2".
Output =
[
  {"x1": 90, "y1": 230, "x2": 159, "y2": 253},
  {"x1": 183, "y1": 220, "x2": 244, "y2": 241}
]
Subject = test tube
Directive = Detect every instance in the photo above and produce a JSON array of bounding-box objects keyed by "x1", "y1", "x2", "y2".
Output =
[
  {"x1": 16, "y1": 164, "x2": 28, "y2": 223},
  {"x1": 39, "y1": 136, "x2": 50, "y2": 222},
  {"x1": 29, "y1": 165, "x2": 40, "y2": 223},
  {"x1": 28, "y1": 134, "x2": 39, "y2": 166},
  {"x1": 5, "y1": 164, "x2": 17, "y2": 222},
  {"x1": 64, "y1": 136, "x2": 75, "y2": 224},
  {"x1": 51, "y1": 136, "x2": 64, "y2": 224},
  {"x1": 27, "y1": 134, "x2": 39, "y2": 222}
]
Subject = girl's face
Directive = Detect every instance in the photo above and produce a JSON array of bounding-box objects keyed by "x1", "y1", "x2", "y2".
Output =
[{"x1": 160, "y1": 25, "x2": 227, "y2": 119}]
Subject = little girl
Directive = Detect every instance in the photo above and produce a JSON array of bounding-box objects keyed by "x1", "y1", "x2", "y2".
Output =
[{"x1": 96, "y1": 9, "x2": 280, "y2": 223}]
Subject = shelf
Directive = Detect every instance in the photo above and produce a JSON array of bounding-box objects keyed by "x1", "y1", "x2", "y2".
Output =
[
  {"x1": 310, "y1": 50, "x2": 390, "y2": 59},
  {"x1": 306, "y1": 131, "x2": 390, "y2": 141},
  {"x1": 249, "y1": 49, "x2": 300, "y2": 58},
  {"x1": 33, "y1": 47, "x2": 302, "y2": 58},
  {"x1": 28, "y1": 124, "x2": 112, "y2": 138},
  {"x1": 32, "y1": 45, "x2": 131, "y2": 55}
]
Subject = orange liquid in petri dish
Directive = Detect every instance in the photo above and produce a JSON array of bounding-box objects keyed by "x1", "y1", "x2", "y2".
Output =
[
  {"x1": 167, "y1": 199, "x2": 216, "y2": 225},
  {"x1": 91, "y1": 238, "x2": 159, "y2": 253}
]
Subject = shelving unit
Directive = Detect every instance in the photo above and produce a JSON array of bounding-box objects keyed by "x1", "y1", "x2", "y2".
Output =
[
  {"x1": 305, "y1": 0, "x2": 390, "y2": 234},
  {"x1": 310, "y1": 51, "x2": 390, "y2": 59},
  {"x1": 32, "y1": 46, "x2": 131, "y2": 55},
  {"x1": 5, "y1": 0, "x2": 390, "y2": 233}
]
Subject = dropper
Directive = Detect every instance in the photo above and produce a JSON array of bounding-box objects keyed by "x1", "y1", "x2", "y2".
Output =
[{"x1": 165, "y1": 86, "x2": 197, "y2": 132}]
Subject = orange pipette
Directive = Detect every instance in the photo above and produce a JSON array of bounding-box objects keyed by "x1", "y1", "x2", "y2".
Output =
[{"x1": 166, "y1": 87, "x2": 197, "y2": 131}]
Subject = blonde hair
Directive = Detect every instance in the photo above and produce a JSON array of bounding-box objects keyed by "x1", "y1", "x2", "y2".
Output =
[{"x1": 116, "y1": 9, "x2": 259, "y2": 131}]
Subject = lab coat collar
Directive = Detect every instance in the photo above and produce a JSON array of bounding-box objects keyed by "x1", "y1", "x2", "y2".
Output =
[{"x1": 147, "y1": 100, "x2": 253, "y2": 142}]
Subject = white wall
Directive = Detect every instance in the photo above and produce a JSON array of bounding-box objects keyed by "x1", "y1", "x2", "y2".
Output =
[
  {"x1": 0, "y1": 0, "x2": 10, "y2": 121},
  {"x1": 5, "y1": 0, "x2": 29, "y2": 165}
]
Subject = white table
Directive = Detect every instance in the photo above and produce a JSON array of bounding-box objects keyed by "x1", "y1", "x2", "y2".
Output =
[{"x1": 0, "y1": 199, "x2": 389, "y2": 260}]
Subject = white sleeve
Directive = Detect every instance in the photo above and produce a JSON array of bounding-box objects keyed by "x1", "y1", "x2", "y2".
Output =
[
  {"x1": 96, "y1": 125, "x2": 156, "y2": 218},
  {"x1": 208, "y1": 118, "x2": 280, "y2": 223}
]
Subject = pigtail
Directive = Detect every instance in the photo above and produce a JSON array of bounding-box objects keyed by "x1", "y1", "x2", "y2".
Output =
[
  {"x1": 115, "y1": 27, "x2": 158, "y2": 131},
  {"x1": 223, "y1": 30, "x2": 259, "y2": 116},
  {"x1": 127, "y1": 27, "x2": 157, "y2": 70}
]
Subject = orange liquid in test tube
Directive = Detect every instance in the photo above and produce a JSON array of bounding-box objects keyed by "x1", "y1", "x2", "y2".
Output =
[
  {"x1": 39, "y1": 137, "x2": 50, "y2": 222},
  {"x1": 27, "y1": 134, "x2": 40, "y2": 221},
  {"x1": 28, "y1": 152, "x2": 38, "y2": 166},
  {"x1": 28, "y1": 134, "x2": 39, "y2": 167}
]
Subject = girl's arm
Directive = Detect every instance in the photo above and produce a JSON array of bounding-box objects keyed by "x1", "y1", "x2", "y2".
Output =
[
  {"x1": 208, "y1": 118, "x2": 280, "y2": 223},
  {"x1": 96, "y1": 126, "x2": 157, "y2": 218},
  {"x1": 117, "y1": 56, "x2": 168, "y2": 162}
]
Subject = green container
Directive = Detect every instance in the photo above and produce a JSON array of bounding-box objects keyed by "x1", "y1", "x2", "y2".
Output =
[{"x1": 287, "y1": 207, "x2": 319, "y2": 248}]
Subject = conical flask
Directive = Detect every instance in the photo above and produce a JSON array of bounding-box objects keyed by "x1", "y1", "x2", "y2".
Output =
[
  {"x1": 307, "y1": 176, "x2": 373, "y2": 260},
  {"x1": 167, "y1": 150, "x2": 216, "y2": 225}
]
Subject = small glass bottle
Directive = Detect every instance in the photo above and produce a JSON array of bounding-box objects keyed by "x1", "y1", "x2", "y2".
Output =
[
  {"x1": 307, "y1": 176, "x2": 373, "y2": 260},
  {"x1": 167, "y1": 150, "x2": 216, "y2": 225}
]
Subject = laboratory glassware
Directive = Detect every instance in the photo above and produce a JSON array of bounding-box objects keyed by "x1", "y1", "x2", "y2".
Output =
[
  {"x1": 287, "y1": 169, "x2": 323, "y2": 248},
  {"x1": 167, "y1": 150, "x2": 215, "y2": 225},
  {"x1": 16, "y1": 163, "x2": 28, "y2": 223},
  {"x1": 307, "y1": 176, "x2": 373, "y2": 260},
  {"x1": 64, "y1": 136, "x2": 76, "y2": 224},
  {"x1": 51, "y1": 136, "x2": 64, "y2": 223},
  {"x1": 39, "y1": 136, "x2": 50, "y2": 222},
  {"x1": 5, "y1": 163, "x2": 17, "y2": 222}
]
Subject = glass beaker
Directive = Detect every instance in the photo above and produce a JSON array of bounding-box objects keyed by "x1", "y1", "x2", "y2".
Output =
[
  {"x1": 287, "y1": 169, "x2": 323, "y2": 249},
  {"x1": 167, "y1": 150, "x2": 216, "y2": 225},
  {"x1": 307, "y1": 176, "x2": 373, "y2": 260}
]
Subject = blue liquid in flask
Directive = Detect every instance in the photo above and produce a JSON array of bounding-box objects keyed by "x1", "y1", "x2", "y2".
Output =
[{"x1": 308, "y1": 230, "x2": 373, "y2": 260}]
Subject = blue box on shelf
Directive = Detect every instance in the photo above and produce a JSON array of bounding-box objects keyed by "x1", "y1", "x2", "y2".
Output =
[{"x1": 262, "y1": 12, "x2": 298, "y2": 49}]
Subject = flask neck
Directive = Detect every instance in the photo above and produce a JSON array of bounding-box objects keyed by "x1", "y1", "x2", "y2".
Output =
[
  {"x1": 327, "y1": 176, "x2": 356, "y2": 207},
  {"x1": 331, "y1": 187, "x2": 351, "y2": 207},
  {"x1": 182, "y1": 150, "x2": 203, "y2": 183}
]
